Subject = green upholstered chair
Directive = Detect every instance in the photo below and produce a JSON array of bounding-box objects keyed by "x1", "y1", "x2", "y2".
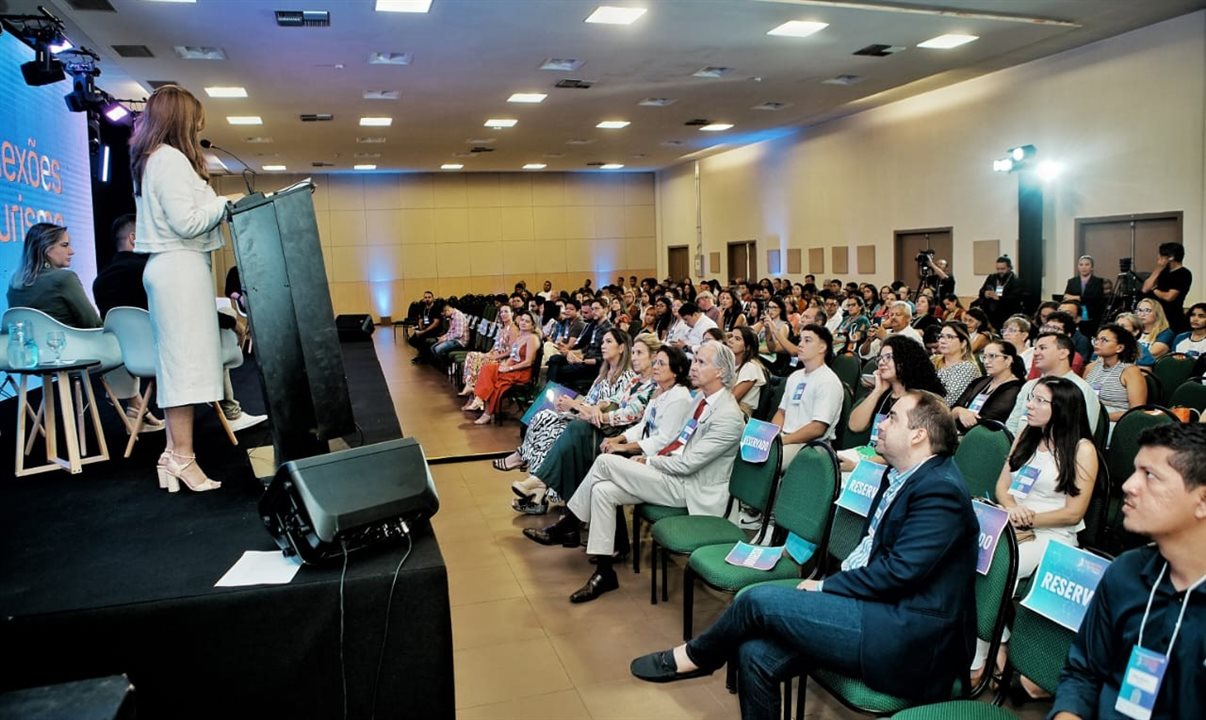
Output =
[
  {"x1": 1152, "y1": 354, "x2": 1195, "y2": 405},
  {"x1": 682, "y1": 442, "x2": 840, "y2": 639},
  {"x1": 952, "y1": 421, "x2": 1013, "y2": 501},
  {"x1": 1168, "y1": 375, "x2": 1206, "y2": 413},
  {"x1": 648, "y1": 436, "x2": 783, "y2": 604},
  {"x1": 831, "y1": 353, "x2": 861, "y2": 397},
  {"x1": 1102, "y1": 405, "x2": 1177, "y2": 554}
]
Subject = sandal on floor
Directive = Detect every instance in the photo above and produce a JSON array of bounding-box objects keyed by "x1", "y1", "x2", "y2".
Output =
[{"x1": 492, "y1": 456, "x2": 525, "y2": 472}]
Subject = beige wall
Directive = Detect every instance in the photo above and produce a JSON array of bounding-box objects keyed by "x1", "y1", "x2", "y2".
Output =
[
  {"x1": 214, "y1": 171, "x2": 657, "y2": 320},
  {"x1": 657, "y1": 11, "x2": 1206, "y2": 304}
]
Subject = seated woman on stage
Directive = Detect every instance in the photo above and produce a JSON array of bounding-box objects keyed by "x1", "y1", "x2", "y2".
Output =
[
  {"x1": 845, "y1": 334, "x2": 945, "y2": 456},
  {"x1": 492, "y1": 328, "x2": 636, "y2": 472},
  {"x1": 510, "y1": 333, "x2": 661, "y2": 514},
  {"x1": 1135, "y1": 297, "x2": 1175, "y2": 360},
  {"x1": 951, "y1": 340, "x2": 1025, "y2": 433},
  {"x1": 466, "y1": 310, "x2": 541, "y2": 425},
  {"x1": 725, "y1": 326, "x2": 766, "y2": 416},
  {"x1": 457, "y1": 305, "x2": 517, "y2": 398},
  {"x1": 973, "y1": 376, "x2": 1096, "y2": 695},
  {"x1": 1082, "y1": 323, "x2": 1146, "y2": 422},
  {"x1": 7, "y1": 223, "x2": 102, "y2": 329},
  {"x1": 931, "y1": 321, "x2": 982, "y2": 405}
]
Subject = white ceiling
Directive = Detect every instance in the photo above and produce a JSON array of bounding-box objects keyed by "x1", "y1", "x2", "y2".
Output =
[{"x1": 4, "y1": 0, "x2": 1203, "y2": 174}]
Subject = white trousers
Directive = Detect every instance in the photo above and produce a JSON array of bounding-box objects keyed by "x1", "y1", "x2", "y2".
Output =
[{"x1": 567, "y1": 454, "x2": 687, "y2": 556}]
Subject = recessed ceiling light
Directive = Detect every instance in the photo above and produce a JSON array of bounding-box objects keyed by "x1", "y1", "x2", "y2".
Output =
[
  {"x1": 441, "y1": 163, "x2": 464, "y2": 170},
  {"x1": 508, "y1": 92, "x2": 547, "y2": 103},
  {"x1": 600, "y1": 163, "x2": 624, "y2": 170},
  {"x1": 353, "y1": 152, "x2": 382, "y2": 159},
  {"x1": 638, "y1": 97, "x2": 676, "y2": 107},
  {"x1": 484, "y1": 118, "x2": 518, "y2": 128},
  {"x1": 375, "y1": 0, "x2": 433, "y2": 12},
  {"x1": 700, "y1": 123, "x2": 733, "y2": 132},
  {"x1": 917, "y1": 34, "x2": 978, "y2": 49},
  {"x1": 540, "y1": 58, "x2": 583, "y2": 72},
  {"x1": 523, "y1": 163, "x2": 547, "y2": 170},
  {"x1": 821, "y1": 75, "x2": 864, "y2": 86},
  {"x1": 359, "y1": 117, "x2": 393, "y2": 126},
  {"x1": 585, "y1": 6, "x2": 646, "y2": 25},
  {"x1": 596, "y1": 120, "x2": 630, "y2": 129},
  {"x1": 354, "y1": 164, "x2": 378, "y2": 170},
  {"x1": 205, "y1": 86, "x2": 247, "y2": 98},
  {"x1": 262, "y1": 165, "x2": 287, "y2": 171},
  {"x1": 363, "y1": 90, "x2": 401, "y2": 100},
  {"x1": 767, "y1": 20, "x2": 829, "y2": 38},
  {"x1": 368, "y1": 52, "x2": 413, "y2": 65},
  {"x1": 226, "y1": 116, "x2": 262, "y2": 125}
]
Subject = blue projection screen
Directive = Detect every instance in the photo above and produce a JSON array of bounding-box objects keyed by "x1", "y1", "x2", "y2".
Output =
[{"x1": 0, "y1": 31, "x2": 97, "y2": 317}]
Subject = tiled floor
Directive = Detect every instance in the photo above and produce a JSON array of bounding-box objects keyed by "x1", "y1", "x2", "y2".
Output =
[{"x1": 377, "y1": 331, "x2": 1050, "y2": 719}]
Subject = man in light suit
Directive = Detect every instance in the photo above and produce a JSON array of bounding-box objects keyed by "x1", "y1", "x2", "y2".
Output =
[
  {"x1": 630, "y1": 390, "x2": 979, "y2": 720},
  {"x1": 524, "y1": 340, "x2": 746, "y2": 603}
]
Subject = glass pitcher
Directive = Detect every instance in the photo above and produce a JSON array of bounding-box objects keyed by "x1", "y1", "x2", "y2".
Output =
[{"x1": 6, "y1": 321, "x2": 40, "y2": 368}]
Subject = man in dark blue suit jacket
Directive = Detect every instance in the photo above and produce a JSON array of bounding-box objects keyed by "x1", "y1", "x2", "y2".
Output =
[{"x1": 630, "y1": 390, "x2": 979, "y2": 720}]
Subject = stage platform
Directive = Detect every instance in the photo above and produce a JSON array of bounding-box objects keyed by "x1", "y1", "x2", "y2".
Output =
[{"x1": 0, "y1": 342, "x2": 453, "y2": 719}]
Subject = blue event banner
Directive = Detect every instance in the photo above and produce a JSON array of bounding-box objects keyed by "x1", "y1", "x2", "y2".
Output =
[
  {"x1": 740, "y1": 418, "x2": 781, "y2": 463},
  {"x1": 1020, "y1": 540, "x2": 1111, "y2": 631},
  {"x1": 972, "y1": 500, "x2": 1010, "y2": 575},
  {"x1": 835, "y1": 460, "x2": 884, "y2": 517}
]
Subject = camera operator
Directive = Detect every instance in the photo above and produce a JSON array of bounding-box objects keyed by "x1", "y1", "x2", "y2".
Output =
[
  {"x1": 1141, "y1": 242, "x2": 1193, "y2": 333},
  {"x1": 918, "y1": 251, "x2": 955, "y2": 296}
]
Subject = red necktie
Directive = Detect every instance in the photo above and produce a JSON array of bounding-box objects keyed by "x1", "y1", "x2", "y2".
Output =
[{"x1": 657, "y1": 399, "x2": 708, "y2": 456}]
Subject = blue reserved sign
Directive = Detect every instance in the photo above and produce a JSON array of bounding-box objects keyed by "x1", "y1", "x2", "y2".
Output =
[
  {"x1": 972, "y1": 501, "x2": 1010, "y2": 576},
  {"x1": 1020, "y1": 541, "x2": 1111, "y2": 631},
  {"x1": 836, "y1": 460, "x2": 884, "y2": 517},
  {"x1": 740, "y1": 419, "x2": 781, "y2": 463}
]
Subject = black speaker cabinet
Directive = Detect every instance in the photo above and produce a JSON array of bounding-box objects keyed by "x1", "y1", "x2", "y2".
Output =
[
  {"x1": 0, "y1": 676, "x2": 137, "y2": 719},
  {"x1": 259, "y1": 437, "x2": 440, "y2": 564},
  {"x1": 336, "y1": 314, "x2": 375, "y2": 341}
]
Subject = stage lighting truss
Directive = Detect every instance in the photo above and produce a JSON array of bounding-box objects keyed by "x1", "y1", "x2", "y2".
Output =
[
  {"x1": 992, "y1": 144, "x2": 1036, "y2": 173},
  {"x1": 0, "y1": 7, "x2": 72, "y2": 87},
  {"x1": 60, "y1": 48, "x2": 135, "y2": 126}
]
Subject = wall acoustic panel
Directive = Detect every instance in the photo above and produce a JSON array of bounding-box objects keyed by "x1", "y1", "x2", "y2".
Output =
[
  {"x1": 786, "y1": 249, "x2": 802, "y2": 274},
  {"x1": 832, "y1": 246, "x2": 849, "y2": 275},
  {"x1": 857, "y1": 245, "x2": 876, "y2": 274},
  {"x1": 709, "y1": 252, "x2": 721, "y2": 273},
  {"x1": 973, "y1": 239, "x2": 1002, "y2": 275},
  {"x1": 808, "y1": 248, "x2": 825, "y2": 274},
  {"x1": 767, "y1": 249, "x2": 782, "y2": 275}
]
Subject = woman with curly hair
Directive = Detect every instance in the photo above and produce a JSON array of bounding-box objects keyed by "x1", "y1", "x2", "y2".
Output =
[
  {"x1": 847, "y1": 334, "x2": 946, "y2": 443},
  {"x1": 1083, "y1": 323, "x2": 1146, "y2": 421}
]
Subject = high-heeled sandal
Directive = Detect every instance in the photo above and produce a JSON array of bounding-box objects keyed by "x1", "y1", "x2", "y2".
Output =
[
  {"x1": 157, "y1": 451, "x2": 172, "y2": 490},
  {"x1": 158, "y1": 451, "x2": 221, "y2": 493},
  {"x1": 462, "y1": 398, "x2": 484, "y2": 412},
  {"x1": 473, "y1": 412, "x2": 494, "y2": 425},
  {"x1": 456, "y1": 387, "x2": 474, "y2": 397},
  {"x1": 511, "y1": 477, "x2": 545, "y2": 499},
  {"x1": 492, "y1": 455, "x2": 525, "y2": 472}
]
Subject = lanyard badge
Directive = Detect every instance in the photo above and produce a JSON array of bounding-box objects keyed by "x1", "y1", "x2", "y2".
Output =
[{"x1": 1008, "y1": 465, "x2": 1040, "y2": 498}]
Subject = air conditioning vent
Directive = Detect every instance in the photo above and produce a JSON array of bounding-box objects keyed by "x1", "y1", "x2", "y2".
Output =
[
  {"x1": 683, "y1": 118, "x2": 711, "y2": 126},
  {"x1": 692, "y1": 66, "x2": 732, "y2": 78},
  {"x1": 300, "y1": 114, "x2": 333, "y2": 122},
  {"x1": 66, "y1": 0, "x2": 117, "y2": 12},
  {"x1": 276, "y1": 10, "x2": 330, "y2": 27},
  {"x1": 822, "y1": 75, "x2": 864, "y2": 86},
  {"x1": 554, "y1": 78, "x2": 593, "y2": 89},
  {"x1": 585, "y1": 162, "x2": 605, "y2": 167},
  {"x1": 752, "y1": 101, "x2": 790, "y2": 111},
  {"x1": 112, "y1": 45, "x2": 154, "y2": 58},
  {"x1": 311, "y1": 161, "x2": 336, "y2": 167},
  {"x1": 853, "y1": 44, "x2": 906, "y2": 57},
  {"x1": 540, "y1": 58, "x2": 583, "y2": 72},
  {"x1": 468, "y1": 147, "x2": 495, "y2": 154}
]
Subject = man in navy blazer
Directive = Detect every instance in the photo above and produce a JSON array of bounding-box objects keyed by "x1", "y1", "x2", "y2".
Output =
[{"x1": 630, "y1": 390, "x2": 979, "y2": 720}]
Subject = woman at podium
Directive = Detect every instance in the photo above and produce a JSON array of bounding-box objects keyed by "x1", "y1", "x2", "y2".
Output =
[{"x1": 128, "y1": 85, "x2": 226, "y2": 493}]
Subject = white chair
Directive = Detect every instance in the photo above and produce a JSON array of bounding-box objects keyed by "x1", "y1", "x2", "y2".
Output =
[
  {"x1": 2, "y1": 307, "x2": 130, "y2": 456},
  {"x1": 103, "y1": 306, "x2": 239, "y2": 458}
]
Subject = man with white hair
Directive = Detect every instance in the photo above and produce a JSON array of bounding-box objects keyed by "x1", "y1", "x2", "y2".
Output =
[
  {"x1": 524, "y1": 341, "x2": 746, "y2": 603},
  {"x1": 859, "y1": 300, "x2": 924, "y2": 360}
]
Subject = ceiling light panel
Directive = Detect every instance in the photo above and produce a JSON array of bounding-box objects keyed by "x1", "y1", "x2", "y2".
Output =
[
  {"x1": 596, "y1": 120, "x2": 630, "y2": 129},
  {"x1": 523, "y1": 163, "x2": 547, "y2": 170},
  {"x1": 375, "y1": 0, "x2": 433, "y2": 12},
  {"x1": 692, "y1": 66, "x2": 732, "y2": 78},
  {"x1": 364, "y1": 90, "x2": 401, "y2": 100},
  {"x1": 600, "y1": 163, "x2": 624, "y2": 170},
  {"x1": 244, "y1": 137, "x2": 274, "y2": 143},
  {"x1": 508, "y1": 92, "x2": 547, "y2": 103},
  {"x1": 354, "y1": 164, "x2": 378, "y2": 170},
  {"x1": 357, "y1": 137, "x2": 387, "y2": 143},
  {"x1": 368, "y1": 52, "x2": 413, "y2": 65},
  {"x1": 767, "y1": 20, "x2": 828, "y2": 38},
  {"x1": 441, "y1": 163, "x2": 464, "y2": 170},
  {"x1": 205, "y1": 86, "x2": 248, "y2": 98},
  {"x1": 262, "y1": 165, "x2": 287, "y2": 171},
  {"x1": 584, "y1": 6, "x2": 647, "y2": 25},
  {"x1": 540, "y1": 58, "x2": 583, "y2": 72},
  {"x1": 173, "y1": 46, "x2": 226, "y2": 60},
  {"x1": 918, "y1": 34, "x2": 978, "y2": 49},
  {"x1": 484, "y1": 118, "x2": 518, "y2": 128},
  {"x1": 226, "y1": 116, "x2": 262, "y2": 125},
  {"x1": 699, "y1": 123, "x2": 733, "y2": 132},
  {"x1": 359, "y1": 117, "x2": 393, "y2": 126},
  {"x1": 638, "y1": 97, "x2": 676, "y2": 107}
]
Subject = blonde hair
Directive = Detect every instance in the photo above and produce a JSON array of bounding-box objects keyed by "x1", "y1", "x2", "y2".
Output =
[
  {"x1": 129, "y1": 85, "x2": 209, "y2": 195},
  {"x1": 1136, "y1": 299, "x2": 1170, "y2": 343}
]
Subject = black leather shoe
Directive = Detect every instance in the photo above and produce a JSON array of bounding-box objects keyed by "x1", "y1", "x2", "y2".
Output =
[
  {"x1": 569, "y1": 569, "x2": 619, "y2": 603},
  {"x1": 630, "y1": 650, "x2": 714, "y2": 683},
  {"x1": 523, "y1": 523, "x2": 580, "y2": 547}
]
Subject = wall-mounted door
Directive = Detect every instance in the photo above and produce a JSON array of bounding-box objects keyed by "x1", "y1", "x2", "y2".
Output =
[
  {"x1": 1075, "y1": 212, "x2": 1182, "y2": 285},
  {"x1": 895, "y1": 228, "x2": 953, "y2": 291},
  {"x1": 667, "y1": 246, "x2": 690, "y2": 282},
  {"x1": 727, "y1": 240, "x2": 757, "y2": 283}
]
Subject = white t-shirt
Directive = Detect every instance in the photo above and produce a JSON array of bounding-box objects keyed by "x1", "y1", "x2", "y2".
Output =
[
  {"x1": 778, "y1": 363, "x2": 844, "y2": 442},
  {"x1": 686, "y1": 314, "x2": 719, "y2": 351},
  {"x1": 735, "y1": 361, "x2": 766, "y2": 411},
  {"x1": 1174, "y1": 333, "x2": 1206, "y2": 359}
]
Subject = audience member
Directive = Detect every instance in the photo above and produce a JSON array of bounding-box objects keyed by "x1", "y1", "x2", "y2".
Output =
[
  {"x1": 409, "y1": 297, "x2": 444, "y2": 364},
  {"x1": 848, "y1": 334, "x2": 945, "y2": 446},
  {"x1": 464, "y1": 309, "x2": 541, "y2": 424},
  {"x1": 1062, "y1": 255, "x2": 1105, "y2": 329},
  {"x1": 718, "y1": 289, "x2": 746, "y2": 331},
  {"x1": 1005, "y1": 333, "x2": 1100, "y2": 436},
  {"x1": 1114, "y1": 312, "x2": 1157, "y2": 368},
  {"x1": 1172, "y1": 302, "x2": 1206, "y2": 358},
  {"x1": 964, "y1": 307, "x2": 992, "y2": 354},
  {"x1": 941, "y1": 293, "x2": 968, "y2": 324},
  {"x1": 696, "y1": 290, "x2": 721, "y2": 324},
  {"x1": 457, "y1": 305, "x2": 517, "y2": 397},
  {"x1": 546, "y1": 298, "x2": 613, "y2": 390},
  {"x1": 1057, "y1": 300, "x2": 1094, "y2": 360},
  {"x1": 630, "y1": 391, "x2": 978, "y2": 719},
  {"x1": 524, "y1": 341, "x2": 745, "y2": 603},
  {"x1": 951, "y1": 340, "x2": 1025, "y2": 433},
  {"x1": 834, "y1": 294, "x2": 869, "y2": 355},
  {"x1": 1083, "y1": 323, "x2": 1146, "y2": 422},
  {"x1": 931, "y1": 321, "x2": 983, "y2": 405},
  {"x1": 773, "y1": 324, "x2": 843, "y2": 466},
  {"x1": 672, "y1": 301, "x2": 718, "y2": 355},
  {"x1": 1135, "y1": 297, "x2": 1174, "y2": 360},
  {"x1": 1031, "y1": 310, "x2": 1086, "y2": 378},
  {"x1": 725, "y1": 326, "x2": 767, "y2": 416},
  {"x1": 1140, "y1": 241, "x2": 1193, "y2": 333},
  {"x1": 859, "y1": 300, "x2": 924, "y2": 359},
  {"x1": 1048, "y1": 423, "x2": 1205, "y2": 720},
  {"x1": 911, "y1": 294, "x2": 941, "y2": 347},
  {"x1": 978, "y1": 255, "x2": 1021, "y2": 330},
  {"x1": 430, "y1": 301, "x2": 469, "y2": 362},
  {"x1": 1001, "y1": 315, "x2": 1034, "y2": 372}
]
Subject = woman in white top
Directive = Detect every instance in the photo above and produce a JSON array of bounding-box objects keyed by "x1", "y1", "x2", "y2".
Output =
[
  {"x1": 1000, "y1": 316, "x2": 1033, "y2": 372},
  {"x1": 129, "y1": 85, "x2": 227, "y2": 493},
  {"x1": 973, "y1": 376, "x2": 1097, "y2": 689},
  {"x1": 725, "y1": 326, "x2": 767, "y2": 416}
]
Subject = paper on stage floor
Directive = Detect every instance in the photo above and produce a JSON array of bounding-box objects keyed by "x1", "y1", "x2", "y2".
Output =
[{"x1": 215, "y1": 551, "x2": 302, "y2": 587}]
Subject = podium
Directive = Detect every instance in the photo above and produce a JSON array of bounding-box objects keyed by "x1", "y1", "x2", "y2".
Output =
[{"x1": 228, "y1": 180, "x2": 355, "y2": 463}]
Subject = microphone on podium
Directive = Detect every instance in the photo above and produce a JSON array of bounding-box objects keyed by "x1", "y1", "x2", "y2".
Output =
[{"x1": 201, "y1": 139, "x2": 256, "y2": 196}]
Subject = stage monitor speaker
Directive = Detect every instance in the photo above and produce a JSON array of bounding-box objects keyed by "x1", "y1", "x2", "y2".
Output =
[
  {"x1": 336, "y1": 314, "x2": 375, "y2": 341},
  {"x1": 259, "y1": 437, "x2": 439, "y2": 564},
  {"x1": 0, "y1": 676, "x2": 136, "y2": 720}
]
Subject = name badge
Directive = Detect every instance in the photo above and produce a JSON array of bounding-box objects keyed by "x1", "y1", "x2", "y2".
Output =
[
  {"x1": 1187, "y1": 349, "x2": 1201, "y2": 359},
  {"x1": 968, "y1": 393, "x2": 990, "y2": 413},
  {"x1": 791, "y1": 382, "x2": 807, "y2": 404},
  {"x1": 1091, "y1": 381, "x2": 1103, "y2": 393},
  {"x1": 995, "y1": 285, "x2": 1004, "y2": 296},
  {"x1": 509, "y1": 345, "x2": 521, "y2": 361},
  {"x1": 674, "y1": 418, "x2": 700, "y2": 450},
  {"x1": 1115, "y1": 646, "x2": 1168, "y2": 720},
  {"x1": 1008, "y1": 465, "x2": 1040, "y2": 498},
  {"x1": 869, "y1": 412, "x2": 887, "y2": 446}
]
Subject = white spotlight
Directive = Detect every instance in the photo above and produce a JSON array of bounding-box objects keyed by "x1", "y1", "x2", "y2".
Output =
[{"x1": 1036, "y1": 160, "x2": 1063, "y2": 181}]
